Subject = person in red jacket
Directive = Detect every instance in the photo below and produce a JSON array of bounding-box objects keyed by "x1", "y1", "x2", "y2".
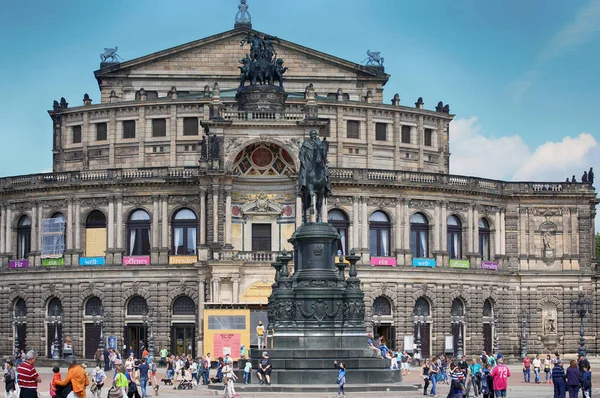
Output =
[{"x1": 490, "y1": 358, "x2": 511, "y2": 397}]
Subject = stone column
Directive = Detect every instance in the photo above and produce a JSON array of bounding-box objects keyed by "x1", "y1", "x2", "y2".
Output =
[
  {"x1": 212, "y1": 187, "x2": 219, "y2": 244},
  {"x1": 320, "y1": 197, "x2": 328, "y2": 224},
  {"x1": 66, "y1": 199, "x2": 73, "y2": 265},
  {"x1": 0, "y1": 205, "x2": 5, "y2": 254},
  {"x1": 151, "y1": 197, "x2": 159, "y2": 264},
  {"x1": 74, "y1": 200, "x2": 81, "y2": 263},
  {"x1": 351, "y1": 197, "x2": 359, "y2": 251},
  {"x1": 403, "y1": 199, "x2": 410, "y2": 260},
  {"x1": 361, "y1": 198, "x2": 368, "y2": 252},
  {"x1": 295, "y1": 196, "x2": 302, "y2": 228},
  {"x1": 224, "y1": 187, "x2": 232, "y2": 247},
  {"x1": 200, "y1": 189, "x2": 207, "y2": 245},
  {"x1": 473, "y1": 207, "x2": 479, "y2": 254},
  {"x1": 37, "y1": 203, "x2": 43, "y2": 265},
  {"x1": 393, "y1": 112, "x2": 401, "y2": 169},
  {"x1": 441, "y1": 202, "x2": 447, "y2": 252},
  {"x1": 571, "y1": 208, "x2": 579, "y2": 256},
  {"x1": 467, "y1": 205, "x2": 473, "y2": 253},
  {"x1": 562, "y1": 208, "x2": 569, "y2": 257},
  {"x1": 417, "y1": 115, "x2": 424, "y2": 170},
  {"x1": 433, "y1": 203, "x2": 440, "y2": 251},
  {"x1": 495, "y1": 211, "x2": 501, "y2": 257},
  {"x1": 116, "y1": 197, "x2": 123, "y2": 263},
  {"x1": 366, "y1": 110, "x2": 374, "y2": 168},
  {"x1": 107, "y1": 197, "x2": 114, "y2": 263},
  {"x1": 160, "y1": 196, "x2": 168, "y2": 263},
  {"x1": 232, "y1": 278, "x2": 240, "y2": 303},
  {"x1": 30, "y1": 205, "x2": 38, "y2": 252},
  {"x1": 500, "y1": 210, "x2": 506, "y2": 255},
  {"x1": 395, "y1": 200, "x2": 402, "y2": 255},
  {"x1": 212, "y1": 277, "x2": 221, "y2": 302},
  {"x1": 5, "y1": 207, "x2": 11, "y2": 258}
]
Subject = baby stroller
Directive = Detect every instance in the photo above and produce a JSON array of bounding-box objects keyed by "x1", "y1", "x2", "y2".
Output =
[{"x1": 175, "y1": 370, "x2": 194, "y2": 390}]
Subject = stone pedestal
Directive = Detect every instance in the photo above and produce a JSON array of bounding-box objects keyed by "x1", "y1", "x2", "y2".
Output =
[{"x1": 236, "y1": 85, "x2": 287, "y2": 113}]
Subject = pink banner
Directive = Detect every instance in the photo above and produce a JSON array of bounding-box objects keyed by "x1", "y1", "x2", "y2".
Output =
[
  {"x1": 370, "y1": 257, "x2": 397, "y2": 266},
  {"x1": 213, "y1": 333, "x2": 241, "y2": 358},
  {"x1": 481, "y1": 261, "x2": 498, "y2": 270},
  {"x1": 122, "y1": 256, "x2": 150, "y2": 266}
]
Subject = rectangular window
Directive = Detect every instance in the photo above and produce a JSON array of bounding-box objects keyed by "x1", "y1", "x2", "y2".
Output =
[
  {"x1": 347, "y1": 120, "x2": 360, "y2": 139},
  {"x1": 319, "y1": 121, "x2": 330, "y2": 137},
  {"x1": 424, "y1": 128, "x2": 433, "y2": 146},
  {"x1": 183, "y1": 117, "x2": 199, "y2": 136},
  {"x1": 123, "y1": 120, "x2": 136, "y2": 139},
  {"x1": 252, "y1": 223, "x2": 272, "y2": 251},
  {"x1": 96, "y1": 122, "x2": 107, "y2": 141},
  {"x1": 375, "y1": 123, "x2": 387, "y2": 141},
  {"x1": 152, "y1": 118, "x2": 166, "y2": 137},
  {"x1": 72, "y1": 126, "x2": 82, "y2": 144},
  {"x1": 401, "y1": 125, "x2": 411, "y2": 144}
]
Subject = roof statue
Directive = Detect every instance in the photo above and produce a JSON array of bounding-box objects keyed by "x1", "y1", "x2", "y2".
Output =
[
  {"x1": 100, "y1": 46, "x2": 123, "y2": 63},
  {"x1": 363, "y1": 50, "x2": 384, "y2": 67},
  {"x1": 235, "y1": 0, "x2": 252, "y2": 28},
  {"x1": 238, "y1": 33, "x2": 288, "y2": 87}
]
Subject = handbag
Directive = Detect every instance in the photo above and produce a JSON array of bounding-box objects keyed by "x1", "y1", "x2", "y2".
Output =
[
  {"x1": 107, "y1": 386, "x2": 124, "y2": 398},
  {"x1": 223, "y1": 376, "x2": 229, "y2": 385},
  {"x1": 90, "y1": 383, "x2": 98, "y2": 393}
]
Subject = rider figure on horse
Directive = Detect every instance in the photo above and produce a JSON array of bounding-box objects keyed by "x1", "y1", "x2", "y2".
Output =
[{"x1": 298, "y1": 130, "x2": 332, "y2": 222}]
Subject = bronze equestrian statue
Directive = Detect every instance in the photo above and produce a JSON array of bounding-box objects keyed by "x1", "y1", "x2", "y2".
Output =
[{"x1": 298, "y1": 130, "x2": 332, "y2": 223}]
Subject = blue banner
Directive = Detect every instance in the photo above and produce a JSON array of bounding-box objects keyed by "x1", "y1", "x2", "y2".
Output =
[
  {"x1": 412, "y1": 258, "x2": 436, "y2": 267},
  {"x1": 79, "y1": 257, "x2": 105, "y2": 266}
]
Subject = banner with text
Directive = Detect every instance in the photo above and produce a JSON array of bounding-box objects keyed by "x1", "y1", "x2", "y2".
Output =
[
  {"x1": 481, "y1": 261, "x2": 498, "y2": 271},
  {"x1": 370, "y1": 257, "x2": 397, "y2": 266},
  {"x1": 9, "y1": 260, "x2": 29, "y2": 269},
  {"x1": 168, "y1": 255, "x2": 197, "y2": 265},
  {"x1": 122, "y1": 256, "x2": 150, "y2": 266},
  {"x1": 42, "y1": 257, "x2": 64, "y2": 266},
  {"x1": 449, "y1": 260, "x2": 470, "y2": 269},
  {"x1": 412, "y1": 258, "x2": 436, "y2": 267},
  {"x1": 80, "y1": 257, "x2": 105, "y2": 266}
]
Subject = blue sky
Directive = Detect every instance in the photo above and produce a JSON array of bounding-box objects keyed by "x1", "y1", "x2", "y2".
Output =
[{"x1": 0, "y1": 0, "x2": 598, "y2": 185}]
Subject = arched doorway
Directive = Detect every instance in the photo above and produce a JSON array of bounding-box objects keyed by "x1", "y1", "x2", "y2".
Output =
[
  {"x1": 413, "y1": 297, "x2": 431, "y2": 358},
  {"x1": 371, "y1": 296, "x2": 394, "y2": 348},
  {"x1": 125, "y1": 296, "x2": 148, "y2": 358},
  {"x1": 46, "y1": 297, "x2": 64, "y2": 359},
  {"x1": 171, "y1": 296, "x2": 196, "y2": 357},
  {"x1": 482, "y1": 299, "x2": 494, "y2": 354},
  {"x1": 83, "y1": 296, "x2": 103, "y2": 359},
  {"x1": 450, "y1": 298, "x2": 466, "y2": 357}
]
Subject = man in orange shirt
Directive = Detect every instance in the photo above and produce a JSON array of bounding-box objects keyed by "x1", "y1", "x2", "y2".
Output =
[{"x1": 56, "y1": 356, "x2": 89, "y2": 398}]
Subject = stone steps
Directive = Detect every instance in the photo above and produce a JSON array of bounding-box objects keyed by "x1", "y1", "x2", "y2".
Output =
[{"x1": 208, "y1": 382, "x2": 420, "y2": 393}]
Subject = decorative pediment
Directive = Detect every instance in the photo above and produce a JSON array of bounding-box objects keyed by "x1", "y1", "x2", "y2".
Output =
[{"x1": 240, "y1": 193, "x2": 283, "y2": 215}]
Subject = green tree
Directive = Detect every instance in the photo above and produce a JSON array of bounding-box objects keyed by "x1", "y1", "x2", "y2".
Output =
[{"x1": 596, "y1": 233, "x2": 600, "y2": 260}]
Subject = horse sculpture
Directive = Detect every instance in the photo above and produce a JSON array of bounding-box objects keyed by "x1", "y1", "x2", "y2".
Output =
[
  {"x1": 363, "y1": 50, "x2": 384, "y2": 67},
  {"x1": 298, "y1": 130, "x2": 332, "y2": 223},
  {"x1": 100, "y1": 46, "x2": 123, "y2": 63}
]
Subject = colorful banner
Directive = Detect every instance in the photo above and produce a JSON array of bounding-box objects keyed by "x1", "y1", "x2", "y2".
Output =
[
  {"x1": 79, "y1": 257, "x2": 105, "y2": 266},
  {"x1": 42, "y1": 257, "x2": 64, "y2": 266},
  {"x1": 122, "y1": 256, "x2": 150, "y2": 266},
  {"x1": 449, "y1": 259, "x2": 470, "y2": 269},
  {"x1": 412, "y1": 258, "x2": 436, "y2": 267},
  {"x1": 481, "y1": 261, "x2": 498, "y2": 270},
  {"x1": 168, "y1": 255, "x2": 197, "y2": 265},
  {"x1": 213, "y1": 333, "x2": 241, "y2": 359},
  {"x1": 370, "y1": 257, "x2": 397, "y2": 266},
  {"x1": 9, "y1": 259, "x2": 29, "y2": 269}
]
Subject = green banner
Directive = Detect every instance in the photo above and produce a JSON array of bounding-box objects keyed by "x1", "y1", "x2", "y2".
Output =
[
  {"x1": 449, "y1": 259, "x2": 470, "y2": 269},
  {"x1": 42, "y1": 257, "x2": 64, "y2": 266}
]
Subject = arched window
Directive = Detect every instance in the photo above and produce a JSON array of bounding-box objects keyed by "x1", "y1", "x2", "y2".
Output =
[
  {"x1": 14, "y1": 298, "x2": 27, "y2": 316},
  {"x1": 127, "y1": 210, "x2": 151, "y2": 256},
  {"x1": 369, "y1": 211, "x2": 390, "y2": 257},
  {"x1": 16, "y1": 215, "x2": 31, "y2": 259},
  {"x1": 372, "y1": 296, "x2": 392, "y2": 316},
  {"x1": 414, "y1": 297, "x2": 430, "y2": 316},
  {"x1": 483, "y1": 299, "x2": 493, "y2": 317},
  {"x1": 85, "y1": 297, "x2": 103, "y2": 316},
  {"x1": 86, "y1": 211, "x2": 106, "y2": 228},
  {"x1": 328, "y1": 209, "x2": 349, "y2": 255},
  {"x1": 127, "y1": 296, "x2": 148, "y2": 316},
  {"x1": 173, "y1": 296, "x2": 195, "y2": 315},
  {"x1": 451, "y1": 298, "x2": 465, "y2": 316},
  {"x1": 447, "y1": 215, "x2": 462, "y2": 259},
  {"x1": 85, "y1": 211, "x2": 107, "y2": 257},
  {"x1": 410, "y1": 213, "x2": 429, "y2": 258},
  {"x1": 172, "y1": 209, "x2": 197, "y2": 255},
  {"x1": 47, "y1": 298, "x2": 63, "y2": 316},
  {"x1": 479, "y1": 218, "x2": 491, "y2": 261}
]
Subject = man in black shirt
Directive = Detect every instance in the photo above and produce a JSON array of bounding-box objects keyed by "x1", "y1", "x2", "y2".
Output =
[
  {"x1": 138, "y1": 358, "x2": 150, "y2": 398},
  {"x1": 257, "y1": 352, "x2": 272, "y2": 385}
]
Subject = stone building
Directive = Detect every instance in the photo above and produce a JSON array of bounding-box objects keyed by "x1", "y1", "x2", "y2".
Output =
[{"x1": 0, "y1": 7, "x2": 597, "y2": 361}]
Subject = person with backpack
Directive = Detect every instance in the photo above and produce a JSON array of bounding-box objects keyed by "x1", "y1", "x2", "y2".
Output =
[
  {"x1": 149, "y1": 359, "x2": 158, "y2": 395},
  {"x1": 112, "y1": 366, "x2": 129, "y2": 398},
  {"x1": 91, "y1": 366, "x2": 106, "y2": 398},
  {"x1": 581, "y1": 364, "x2": 592, "y2": 398},
  {"x1": 481, "y1": 364, "x2": 494, "y2": 398},
  {"x1": 4, "y1": 360, "x2": 16, "y2": 398}
]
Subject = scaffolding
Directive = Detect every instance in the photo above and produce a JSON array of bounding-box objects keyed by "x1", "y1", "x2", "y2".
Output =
[{"x1": 41, "y1": 218, "x2": 65, "y2": 258}]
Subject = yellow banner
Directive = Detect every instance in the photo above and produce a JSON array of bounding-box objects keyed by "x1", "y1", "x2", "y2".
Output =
[{"x1": 168, "y1": 255, "x2": 197, "y2": 265}]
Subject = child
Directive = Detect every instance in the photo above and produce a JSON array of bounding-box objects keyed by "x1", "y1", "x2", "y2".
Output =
[
  {"x1": 50, "y1": 367, "x2": 61, "y2": 398},
  {"x1": 582, "y1": 365, "x2": 592, "y2": 398},
  {"x1": 449, "y1": 365, "x2": 466, "y2": 398},
  {"x1": 243, "y1": 359, "x2": 252, "y2": 384},
  {"x1": 481, "y1": 364, "x2": 494, "y2": 398},
  {"x1": 333, "y1": 361, "x2": 346, "y2": 398}
]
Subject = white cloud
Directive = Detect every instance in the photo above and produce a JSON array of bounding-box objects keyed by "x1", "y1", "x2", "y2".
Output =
[
  {"x1": 539, "y1": 0, "x2": 600, "y2": 61},
  {"x1": 450, "y1": 117, "x2": 598, "y2": 182}
]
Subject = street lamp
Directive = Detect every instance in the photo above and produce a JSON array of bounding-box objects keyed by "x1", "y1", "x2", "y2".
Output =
[
  {"x1": 11, "y1": 309, "x2": 26, "y2": 357},
  {"x1": 450, "y1": 313, "x2": 467, "y2": 359},
  {"x1": 371, "y1": 309, "x2": 382, "y2": 341},
  {"x1": 143, "y1": 309, "x2": 155, "y2": 360},
  {"x1": 570, "y1": 292, "x2": 592, "y2": 358},
  {"x1": 492, "y1": 310, "x2": 501, "y2": 355},
  {"x1": 91, "y1": 306, "x2": 106, "y2": 351},
  {"x1": 517, "y1": 311, "x2": 530, "y2": 359},
  {"x1": 413, "y1": 309, "x2": 426, "y2": 359},
  {"x1": 48, "y1": 304, "x2": 63, "y2": 360}
]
